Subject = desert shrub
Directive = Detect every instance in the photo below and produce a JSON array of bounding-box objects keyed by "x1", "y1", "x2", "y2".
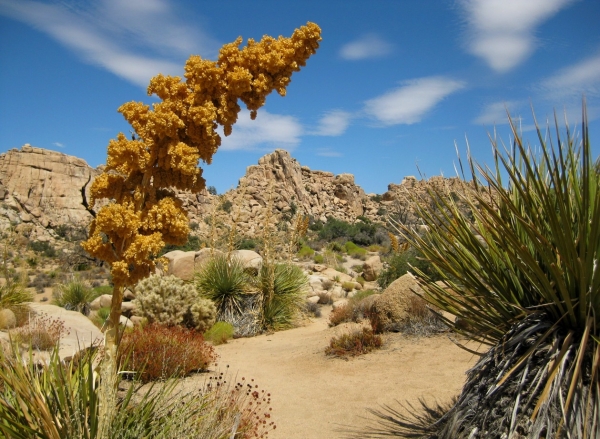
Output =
[
  {"x1": 91, "y1": 306, "x2": 111, "y2": 328},
  {"x1": 342, "y1": 281, "x2": 355, "y2": 292},
  {"x1": 335, "y1": 265, "x2": 347, "y2": 274},
  {"x1": 377, "y1": 247, "x2": 440, "y2": 289},
  {"x1": 28, "y1": 272, "x2": 53, "y2": 293},
  {"x1": 356, "y1": 275, "x2": 365, "y2": 286},
  {"x1": 159, "y1": 234, "x2": 202, "y2": 256},
  {"x1": 206, "y1": 185, "x2": 217, "y2": 195},
  {"x1": 297, "y1": 245, "x2": 315, "y2": 259},
  {"x1": 395, "y1": 295, "x2": 446, "y2": 337},
  {"x1": 237, "y1": 237, "x2": 259, "y2": 250},
  {"x1": 195, "y1": 254, "x2": 251, "y2": 317},
  {"x1": 305, "y1": 301, "x2": 321, "y2": 318},
  {"x1": 203, "y1": 321, "x2": 234, "y2": 345},
  {"x1": 328, "y1": 291, "x2": 379, "y2": 327},
  {"x1": 52, "y1": 275, "x2": 98, "y2": 315},
  {"x1": 321, "y1": 278, "x2": 333, "y2": 290},
  {"x1": 325, "y1": 327, "x2": 382, "y2": 358},
  {"x1": 0, "y1": 281, "x2": 33, "y2": 326},
  {"x1": 135, "y1": 274, "x2": 216, "y2": 331},
  {"x1": 259, "y1": 263, "x2": 308, "y2": 331},
  {"x1": 120, "y1": 324, "x2": 216, "y2": 383},
  {"x1": 329, "y1": 304, "x2": 361, "y2": 326},
  {"x1": 352, "y1": 289, "x2": 378, "y2": 302},
  {"x1": 9, "y1": 313, "x2": 68, "y2": 350},
  {"x1": 345, "y1": 241, "x2": 367, "y2": 259},
  {"x1": 313, "y1": 254, "x2": 324, "y2": 264},
  {"x1": 93, "y1": 284, "x2": 113, "y2": 295},
  {"x1": 220, "y1": 199, "x2": 233, "y2": 213},
  {"x1": 28, "y1": 240, "x2": 56, "y2": 258}
]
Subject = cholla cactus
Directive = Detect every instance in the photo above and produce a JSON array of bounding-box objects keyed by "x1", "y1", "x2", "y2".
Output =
[
  {"x1": 188, "y1": 298, "x2": 217, "y2": 332},
  {"x1": 134, "y1": 274, "x2": 216, "y2": 331}
]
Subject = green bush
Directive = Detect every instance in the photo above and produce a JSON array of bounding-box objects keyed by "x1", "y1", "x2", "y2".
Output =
[
  {"x1": 377, "y1": 247, "x2": 440, "y2": 289},
  {"x1": 134, "y1": 274, "x2": 216, "y2": 331},
  {"x1": 52, "y1": 276, "x2": 98, "y2": 315},
  {"x1": 259, "y1": 263, "x2": 308, "y2": 331},
  {"x1": 297, "y1": 245, "x2": 315, "y2": 259},
  {"x1": 204, "y1": 321, "x2": 234, "y2": 345},
  {"x1": 344, "y1": 241, "x2": 367, "y2": 259},
  {"x1": 237, "y1": 237, "x2": 259, "y2": 250},
  {"x1": 159, "y1": 234, "x2": 202, "y2": 256},
  {"x1": 313, "y1": 254, "x2": 324, "y2": 264},
  {"x1": 28, "y1": 241, "x2": 56, "y2": 258}
]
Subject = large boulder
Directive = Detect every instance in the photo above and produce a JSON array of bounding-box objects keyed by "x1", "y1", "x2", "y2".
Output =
[
  {"x1": 369, "y1": 273, "x2": 423, "y2": 333},
  {"x1": 362, "y1": 255, "x2": 383, "y2": 281},
  {"x1": 230, "y1": 249, "x2": 263, "y2": 275},
  {"x1": 321, "y1": 268, "x2": 353, "y2": 284},
  {"x1": 0, "y1": 303, "x2": 103, "y2": 362},
  {"x1": 90, "y1": 294, "x2": 112, "y2": 311},
  {"x1": 163, "y1": 250, "x2": 196, "y2": 281}
]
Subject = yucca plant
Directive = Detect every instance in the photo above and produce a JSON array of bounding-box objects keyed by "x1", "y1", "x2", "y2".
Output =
[
  {"x1": 52, "y1": 275, "x2": 98, "y2": 316},
  {"x1": 195, "y1": 253, "x2": 252, "y2": 317},
  {"x1": 259, "y1": 262, "x2": 308, "y2": 331},
  {"x1": 368, "y1": 105, "x2": 600, "y2": 438},
  {"x1": 0, "y1": 343, "x2": 213, "y2": 439}
]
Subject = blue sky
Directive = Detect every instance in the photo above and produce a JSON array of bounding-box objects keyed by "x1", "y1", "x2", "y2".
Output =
[{"x1": 1, "y1": 0, "x2": 599, "y2": 195}]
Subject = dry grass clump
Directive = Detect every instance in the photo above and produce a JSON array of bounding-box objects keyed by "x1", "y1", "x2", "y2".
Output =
[
  {"x1": 326, "y1": 327, "x2": 383, "y2": 358},
  {"x1": 199, "y1": 371, "x2": 277, "y2": 438},
  {"x1": 9, "y1": 312, "x2": 69, "y2": 350}
]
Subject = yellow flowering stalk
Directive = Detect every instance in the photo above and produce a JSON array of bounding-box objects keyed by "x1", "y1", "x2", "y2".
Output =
[{"x1": 82, "y1": 22, "x2": 321, "y2": 433}]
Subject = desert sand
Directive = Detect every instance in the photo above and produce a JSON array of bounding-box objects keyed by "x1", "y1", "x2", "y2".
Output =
[{"x1": 184, "y1": 306, "x2": 479, "y2": 439}]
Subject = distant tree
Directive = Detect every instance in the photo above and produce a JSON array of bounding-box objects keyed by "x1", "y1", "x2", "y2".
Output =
[
  {"x1": 81, "y1": 22, "x2": 321, "y2": 433},
  {"x1": 206, "y1": 185, "x2": 218, "y2": 195}
]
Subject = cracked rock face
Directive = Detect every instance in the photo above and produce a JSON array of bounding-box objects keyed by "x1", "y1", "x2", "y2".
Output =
[{"x1": 0, "y1": 145, "x2": 99, "y2": 237}]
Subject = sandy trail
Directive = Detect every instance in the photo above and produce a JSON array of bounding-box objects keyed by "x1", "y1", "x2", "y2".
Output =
[{"x1": 185, "y1": 307, "x2": 479, "y2": 439}]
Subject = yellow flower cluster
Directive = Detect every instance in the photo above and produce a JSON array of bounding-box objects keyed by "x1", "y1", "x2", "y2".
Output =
[{"x1": 83, "y1": 22, "x2": 321, "y2": 287}]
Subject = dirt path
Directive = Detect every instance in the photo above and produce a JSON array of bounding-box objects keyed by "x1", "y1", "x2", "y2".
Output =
[{"x1": 186, "y1": 307, "x2": 479, "y2": 439}]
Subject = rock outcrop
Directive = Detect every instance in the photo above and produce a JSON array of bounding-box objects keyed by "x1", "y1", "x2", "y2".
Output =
[{"x1": 0, "y1": 145, "x2": 99, "y2": 240}]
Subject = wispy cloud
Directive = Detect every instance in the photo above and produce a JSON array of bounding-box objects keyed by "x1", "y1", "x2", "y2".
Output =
[
  {"x1": 364, "y1": 77, "x2": 465, "y2": 125},
  {"x1": 473, "y1": 100, "x2": 525, "y2": 125},
  {"x1": 316, "y1": 148, "x2": 342, "y2": 157},
  {"x1": 339, "y1": 34, "x2": 393, "y2": 60},
  {"x1": 219, "y1": 110, "x2": 303, "y2": 151},
  {"x1": 539, "y1": 52, "x2": 600, "y2": 100},
  {"x1": 0, "y1": 0, "x2": 219, "y2": 86},
  {"x1": 310, "y1": 110, "x2": 353, "y2": 136},
  {"x1": 459, "y1": 0, "x2": 575, "y2": 72},
  {"x1": 52, "y1": 142, "x2": 64, "y2": 148}
]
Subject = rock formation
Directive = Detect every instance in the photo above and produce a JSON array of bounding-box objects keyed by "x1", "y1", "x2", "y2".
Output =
[{"x1": 0, "y1": 145, "x2": 99, "y2": 241}]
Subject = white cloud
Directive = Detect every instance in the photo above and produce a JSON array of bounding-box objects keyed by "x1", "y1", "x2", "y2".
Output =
[
  {"x1": 219, "y1": 110, "x2": 303, "y2": 151},
  {"x1": 539, "y1": 52, "x2": 600, "y2": 100},
  {"x1": 473, "y1": 100, "x2": 525, "y2": 125},
  {"x1": 310, "y1": 110, "x2": 352, "y2": 136},
  {"x1": 316, "y1": 148, "x2": 342, "y2": 157},
  {"x1": 52, "y1": 142, "x2": 64, "y2": 148},
  {"x1": 459, "y1": 0, "x2": 575, "y2": 72},
  {"x1": 339, "y1": 34, "x2": 392, "y2": 60},
  {"x1": 364, "y1": 77, "x2": 465, "y2": 125},
  {"x1": 0, "y1": 0, "x2": 219, "y2": 87}
]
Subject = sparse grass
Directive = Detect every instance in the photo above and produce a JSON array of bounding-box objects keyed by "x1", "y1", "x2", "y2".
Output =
[
  {"x1": 297, "y1": 245, "x2": 315, "y2": 259},
  {"x1": 203, "y1": 321, "x2": 234, "y2": 345},
  {"x1": 325, "y1": 327, "x2": 382, "y2": 358}
]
